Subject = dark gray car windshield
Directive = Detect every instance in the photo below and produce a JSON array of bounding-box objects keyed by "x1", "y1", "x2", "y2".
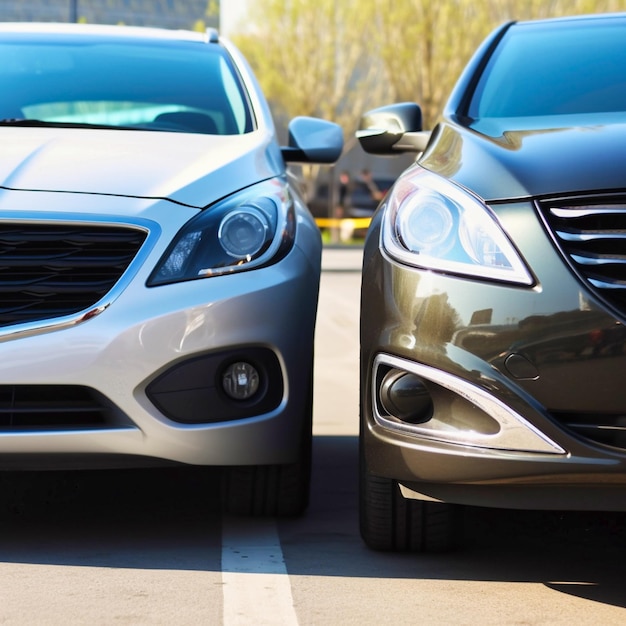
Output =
[
  {"x1": 468, "y1": 17, "x2": 626, "y2": 120},
  {"x1": 0, "y1": 34, "x2": 254, "y2": 134}
]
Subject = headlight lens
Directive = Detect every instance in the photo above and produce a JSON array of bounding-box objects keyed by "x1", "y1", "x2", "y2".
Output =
[
  {"x1": 148, "y1": 179, "x2": 295, "y2": 285},
  {"x1": 218, "y1": 208, "x2": 270, "y2": 259},
  {"x1": 382, "y1": 167, "x2": 533, "y2": 285}
]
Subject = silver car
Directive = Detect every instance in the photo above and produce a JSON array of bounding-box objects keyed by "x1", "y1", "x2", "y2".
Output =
[{"x1": 0, "y1": 22, "x2": 342, "y2": 516}]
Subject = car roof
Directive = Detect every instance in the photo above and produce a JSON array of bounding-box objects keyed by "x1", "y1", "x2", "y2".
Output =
[
  {"x1": 515, "y1": 11, "x2": 626, "y2": 27},
  {"x1": 0, "y1": 21, "x2": 214, "y2": 44}
]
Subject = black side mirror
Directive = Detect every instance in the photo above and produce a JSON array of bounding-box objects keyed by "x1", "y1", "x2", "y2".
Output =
[
  {"x1": 282, "y1": 117, "x2": 344, "y2": 164},
  {"x1": 356, "y1": 103, "x2": 429, "y2": 155}
]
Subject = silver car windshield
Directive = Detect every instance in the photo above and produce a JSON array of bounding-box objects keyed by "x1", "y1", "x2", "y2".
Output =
[{"x1": 0, "y1": 36, "x2": 254, "y2": 134}]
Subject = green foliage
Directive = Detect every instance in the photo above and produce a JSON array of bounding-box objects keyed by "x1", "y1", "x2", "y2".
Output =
[
  {"x1": 374, "y1": 0, "x2": 626, "y2": 127},
  {"x1": 230, "y1": 0, "x2": 626, "y2": 130},
  {"x1": 205, "y1": 0, "x2": 219, "y2": 18},
  {"x1": 233, "y1": 0, "x2": 381, "y2": 147},
  {"x1": 192, "y1": 19, "x2": 207, "y2": 32},
  {"x1": 373, "y1": 1, "x2": 494, "y2": 126}
]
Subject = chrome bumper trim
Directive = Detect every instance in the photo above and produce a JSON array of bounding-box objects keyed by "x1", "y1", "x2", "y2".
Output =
[{"x1": 372, "y1": 353, "x2": 565, "y2": 454}]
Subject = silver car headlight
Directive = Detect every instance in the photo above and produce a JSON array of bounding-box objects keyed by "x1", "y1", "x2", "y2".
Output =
[
  {"x1": 148, "y1": 179, "x2": 295, "y2": 286},
  {"x1": 381, "y1": 167, "x2": 533, "y2": 285}
]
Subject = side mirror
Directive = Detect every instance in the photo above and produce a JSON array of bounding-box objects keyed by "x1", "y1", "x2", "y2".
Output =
[
  {"x1": 281, "y1": 117, "x2": 344, "y2": 164},
  {"x1": 356, "y1": 102, "x2": 430, "y2": 155}
]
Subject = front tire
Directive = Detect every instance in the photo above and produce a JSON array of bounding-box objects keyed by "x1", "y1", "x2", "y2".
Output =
[
  {"x1": 221, "y1": 444, "x2": 311, "y2": 517},
  {"x1": 359, "y1": 447, "x2": 461, "y2": 552},
  {"x1": 221, "y1": 374, "x2": 313, "y2": 518}
]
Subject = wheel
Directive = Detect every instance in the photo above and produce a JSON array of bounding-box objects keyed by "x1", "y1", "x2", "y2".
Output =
[
  {"x1": 221, "y1": 376, "x2": 313, "y2": 517},
  {"x1": 359, "y1": 445, "x2": 461, "y2": 552},
  {"x1": 221, "y1": 451, "x2": 311, "y2": 517}
]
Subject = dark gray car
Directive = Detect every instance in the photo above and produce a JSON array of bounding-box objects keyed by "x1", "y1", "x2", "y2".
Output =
[{"x1": 357, "y1": 13, "x2": 626, "y2": 551}]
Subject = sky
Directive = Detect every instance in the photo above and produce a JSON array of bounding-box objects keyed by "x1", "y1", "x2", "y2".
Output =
[{"x1": 220, "y1": 0, "x2": 249, "y2": 37}]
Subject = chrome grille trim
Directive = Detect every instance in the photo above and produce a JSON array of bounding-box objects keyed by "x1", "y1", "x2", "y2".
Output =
[
  {"x1": 538, "y1": 197, "x2": 626, "y2": 314},
  {"x1": 571, "y1": 253, "x2": 626, "y2": 266},
  {"x1": 588, "y1": 277, "x2": 626, "y2": 289},
  {"x1": 0, "y1": 213, "x2": 159, "y2": 340},
  {"x1": 372, "y1": 353, "x2": 564, "y2": 454},
  {"x1": 555, "y1": 230, "x2": 626, "y2": 242},
  {"x1": 550, "y1": 206, "x2": 626, "y2": 218}
]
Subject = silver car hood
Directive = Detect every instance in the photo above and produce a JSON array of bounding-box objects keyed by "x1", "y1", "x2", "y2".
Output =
[{"x1": 0, "y1": 127, "x2": 283, "y2": 208}]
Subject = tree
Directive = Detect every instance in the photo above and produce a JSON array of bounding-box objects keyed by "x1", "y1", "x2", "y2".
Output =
[
  {"x1": 232, "y1": 0, "x2": 382, "y2": 153},
  {"x1": 229, "y1": 0, "x2": 626, "y2": 200},
  {"x1": 373, "y1": 0, "x2": 626, "y2": 129},
  {"x1": 372, "y1": 1, "x2": 496, "y2": 128}
]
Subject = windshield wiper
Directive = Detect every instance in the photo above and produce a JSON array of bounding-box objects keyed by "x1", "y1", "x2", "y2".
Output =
[{"x1": 0, "y1": 118, "x2": 136, "y2": 130}]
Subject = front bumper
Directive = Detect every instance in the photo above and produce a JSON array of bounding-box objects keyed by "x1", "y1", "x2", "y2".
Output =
[
  {"x1": 360, "y1": 203, "x2": 626, "y2": 511},
  {"x1": 0, "y1": 192, "x2": 321, "y2": 470}
]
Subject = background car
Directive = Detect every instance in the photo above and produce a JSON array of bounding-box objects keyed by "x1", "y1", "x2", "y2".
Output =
[
  {"x1": 357, "y1": 12, "x2": 626, "y2": 551},
  {"x1": 0, "y1": 22, "x2": 342, "y2": 516}
]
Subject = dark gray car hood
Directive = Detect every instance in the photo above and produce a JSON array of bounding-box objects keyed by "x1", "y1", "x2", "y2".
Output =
[
  {"x1": 421, "y1": 118, "x2": 626, "y2": 201},
  {"x1": 0, "y1": 127, "x2": 283, "y2": 208}
]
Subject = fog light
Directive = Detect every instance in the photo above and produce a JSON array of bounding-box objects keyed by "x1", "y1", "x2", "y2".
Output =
[
  {"x1": 380, "y1": 369, "x2": 433, "y2": 424},
  {"x1": 222, "y1": 362, "x2": 259, "y2": 400}
]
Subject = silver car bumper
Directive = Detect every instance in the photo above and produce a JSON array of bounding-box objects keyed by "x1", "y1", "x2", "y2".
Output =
[{"x1": 0, "y1": 192, "x2": 321, "y2": 469}]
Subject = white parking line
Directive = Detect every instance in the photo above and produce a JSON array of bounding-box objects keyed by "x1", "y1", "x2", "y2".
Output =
[{"x1": 221, "y1": 516, "x2": 298, "y2": 625}]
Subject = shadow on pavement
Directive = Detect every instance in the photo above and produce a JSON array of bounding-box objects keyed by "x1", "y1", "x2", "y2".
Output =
[
  {"x1": 0, "y1": 436, "x2": 624, "y2": 609},
  {"x1": 281, "y1": 435, "x2": 626, "y2": 610}
]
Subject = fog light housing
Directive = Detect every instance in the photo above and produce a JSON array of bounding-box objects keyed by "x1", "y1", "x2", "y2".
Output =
[
  {"x1": 222, "y1": 362, "x2": 260, "y2": 400},
  {"x1": 380, "y1": 369, "x2": 433, "y2": 424}
]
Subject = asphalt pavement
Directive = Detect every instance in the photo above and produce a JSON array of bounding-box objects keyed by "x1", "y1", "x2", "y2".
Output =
[{"x1": 321, "y1": 245, "x2": 364, "y2": 272}]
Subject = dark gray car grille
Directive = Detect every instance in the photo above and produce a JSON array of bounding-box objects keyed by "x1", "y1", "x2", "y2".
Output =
[
  {"x1": 0, "y1": 224, "x2": 147, "y2": 328},
  {"x1": 539, "y1": 197, "x2": 626, "y2": 316},
  {"x1": 553, "y1": 410, "x2": 626, "y2": 451}
]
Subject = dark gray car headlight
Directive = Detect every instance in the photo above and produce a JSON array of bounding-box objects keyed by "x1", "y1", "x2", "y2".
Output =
[
  {"x1": 148, "y1": 179, "x2": 295, "y2": 286},
  {"x1": 381, "y1": 167, "x2": 533, "y2": 285}
]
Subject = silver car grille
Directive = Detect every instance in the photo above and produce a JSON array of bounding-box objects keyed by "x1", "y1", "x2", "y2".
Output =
[
  {"x1": 539, "y1": 196, "x2": 626, "y2": 316},
  {"x1": 0, "y1": 385, "x2": 129, "y2": 429},
  {"x1": 0, "y1": 224, "x2": 147, "y2": 328}
]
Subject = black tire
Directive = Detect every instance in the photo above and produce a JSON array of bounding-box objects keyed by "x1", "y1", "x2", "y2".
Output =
[
  {"x1": 221, "y1": 378, "x2": 313, "y2": 518},
  {"x1": 359, "y1": 447, "x2": 461, "y2": 552},
  {"x1": 221, "y1": 446, "x2": 311, "y2": 517}
]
